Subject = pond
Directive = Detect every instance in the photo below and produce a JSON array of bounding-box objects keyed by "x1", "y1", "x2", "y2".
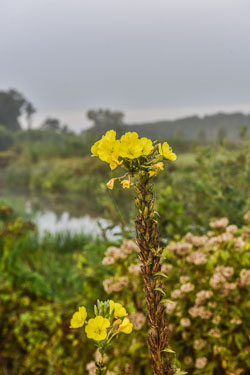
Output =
[{"x1": 0, "y1": 188, "x2": 123, "y2": 239}]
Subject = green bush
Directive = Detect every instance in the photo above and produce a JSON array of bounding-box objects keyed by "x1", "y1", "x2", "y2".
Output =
[
  {"x1": 0, "y1": 203, "x2": 112, "y2": 375},
  {"x1": 157, "y1": 144, "x2": 250, "y2": 238},
  {"x1": 101, "y1": 215, "x2": 250, "y2": 375},
  {"x1": 0, "y1": 125, "x2": 14, "y2": 151}
]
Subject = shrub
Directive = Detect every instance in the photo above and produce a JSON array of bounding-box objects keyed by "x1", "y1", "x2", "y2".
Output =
[
  {"x1": 101, "y1": 214, "x2": 250, "y2": 375},
  {"x1": 0, "y1": 203, "x2": 111, "y2": 375}
]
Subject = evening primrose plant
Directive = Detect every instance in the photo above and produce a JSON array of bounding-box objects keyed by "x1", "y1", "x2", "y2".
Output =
[
  {"x1": 91, "y1": 130, "x2": 176, "y2": 189},
  {"x1": 70, "y1": 300, "x2": 133, "y2": 375},
  {"x1": 91, "y1": 131, "x2": 178, "y2": 375}
]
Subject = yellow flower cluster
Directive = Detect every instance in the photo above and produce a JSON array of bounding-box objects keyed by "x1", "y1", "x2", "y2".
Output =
[
  {"x1": 69, "y1": 300, "x2": 133, "y2": 342},
  {"x1": 91, "y1": 131, "x2": 176, "y2": 167},
  {"x1": 91, "y1": 130, "x2": 176, "y2": 189}
]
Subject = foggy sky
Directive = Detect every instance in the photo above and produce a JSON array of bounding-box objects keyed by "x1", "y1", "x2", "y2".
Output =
[{"x1": 1, "y1": 0, "x2": 250, "y2": 130}]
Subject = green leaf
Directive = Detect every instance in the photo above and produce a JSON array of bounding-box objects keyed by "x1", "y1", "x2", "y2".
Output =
[
  {"x1": 154, "y1": 287, "x2": 166, "y2": 295},
  {"x1": 175, "y1": 370, "x2": 188, "y2": 375},
  {"x1": 154, "y1": 271, "x2": 168, "y2": 279},
  {"x1": 162, "y1": 348, "x2": 176, "y2": 354},
  {"x1": 160, "y1": 299, "x2": 175, "y2": 304}
]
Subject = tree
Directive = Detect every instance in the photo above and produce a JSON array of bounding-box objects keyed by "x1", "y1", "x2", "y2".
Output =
[
  {"x1": 0, "y1": 125, "x2": 14, "y2": 151},
  {"x1": 239, "y1": 125, "x2": 248, "y2": 140},
  {"x1": 87, "y1": 109, "x2": 124, "y2": 135},
  {"x1": 25, "y1": 102, "x2": 36, "y2": 129},
  {"x1": 40, "y1": 117, "x2": 61, "y2": 132},
  {"x1": 0, "y1": 89, "x2": 35, "y2": 131}
]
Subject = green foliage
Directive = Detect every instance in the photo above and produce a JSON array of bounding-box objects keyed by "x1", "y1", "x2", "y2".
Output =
[
  {"x1": 0, "y1": 89, "x2": 34, "y2": 131},
  {"x1": 0, "y1": 125, "x2": 14, "y2": 151},
  {"x1": 157, "y1": 144, "x2": 250, "y2": 238},
  {"x1": 0, "y1": 203, "x2": 113, "y2": 375},
  {"x1": 101, "y1": 217, "x2": 250, "y2": 375}
]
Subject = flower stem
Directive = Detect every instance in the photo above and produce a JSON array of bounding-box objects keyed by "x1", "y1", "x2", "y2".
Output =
[{"x1": 135, "y1": 171, "x2": 173, "y2": 375}]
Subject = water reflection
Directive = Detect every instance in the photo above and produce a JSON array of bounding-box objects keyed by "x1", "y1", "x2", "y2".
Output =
[
  {"x1": 0, "y1": 188, "x2": 126, "y2": 239},
  {"x1": 34, "y1": 210, "x2": 122, "y2": 239}
]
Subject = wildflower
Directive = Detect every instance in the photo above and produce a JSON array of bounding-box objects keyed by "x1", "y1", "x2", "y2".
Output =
[
  {"x1": 159, "y1": 142, "x2": 177, "y2": 160},
  {"x1": 102, "y1": 257, "x2": 115, "y2": 265},
  {"x1": 180, "y1": 276, "x2": 189, "y2": 284},
  {"x1": 210, "y1": 217, "x2": 229, "y2": 229},
  {"x1": 151, "y1": 162, "x2": 164, "y2": 170},
  {"x1": 239, "y1": 269, "x2": 250, "y2": 286},
  {"x1": 103, "y1": 276, "x2": 129, "y2": 294},
  {"x1": 180, "y1": 283, "x2": 195, "y2": 293},
  {"x1": 184, "y1": 233, "x2": 208, "y2": 247},
  {"x1": 226, "y1": 225, "x2": 238, "y2": 233},
  {"x1": 86, "y1": 361, "x2": 96, "y2": 375},
  {"x1": 105, "y1": 246, "x2": 121, "y2": 260},
  {"x1": 119, "y1": 132, "x2": 143, "y2": 159},
  {"x1": 188, "y1": 305, "x2": 212, "y2": 319},
  {"x1": 70, "y1": 306, "x2": 87, "y2": 328},
  {"x1": 195, "y1": 357, "x2": 208, "y2": 369},
  {"x1": 107, "y1": 178, "x2": 116, "y2": 190},
  {"x1": 230, "y1": 318, "x2": 242, "y2": 325},
  {"x1": 128, "y1": 312, "x2": 146, "y2": 330},
  {"x1": 149, "y1": 170, "x2": 158, "y2": 178},
  {"x1": 109, "y1": 300, "x2": 127, "y2": 318},
  {"x1": 234, "y1": 237, "x2": 245, "y2": 250},
  {"x1": 128, "y1": 263, "x2": 142, "y2": 275},
  {"x1": 118, "y1": 317, "x2": 133, "y2": 334},
  {"x1": 171, "y1": 289, "x2": 183, "y2": 299},
  {"x1": 208, "y1": 328, "x2": 221, "y2": 338},
  {"x1": 194, "y1": 339, "x2": 206, "y2": 350},
  {"x1": 180, "y1": 318, "x2": 191, "y2": 327},
  {"x1": 168, "y1": 242, "x2": 192, "y2": 256},
  {"x1": 186, "y1": 250, "x2": 207, "y2": 265},
  {"x1": 165, "y1": 301, "x2": 177, "y2": 314},
  {"x1": 212, "y1": 316, "x2": 221, "y2": 325},
  {"x1": 91, "y1": 130, "x2": 121, "y2": 170},
  {"x1": 195, "y1": 290, "x2": 213, "y2": 305},
  {"x1": 121, "y1": 179, "x2": 130, "y2": 189},
  {"x1": 161, "y1": 263, "x2": 173, "y2": 273},
  {"x1": 140, "y1": 137, "x2": 154, "y2": 155},
  {"x1": 120, "y1": 240, "x2": 139, "y2": 255},
  {"x1": 244, "y1": 211, "x2": 250, "y2": 222},
  {"x1": 85, "y1": 316, "x2": 110, "y2": 341}
]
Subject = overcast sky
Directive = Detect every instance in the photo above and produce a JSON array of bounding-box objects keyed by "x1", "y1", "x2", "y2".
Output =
[{"x1": 1, "y1": 0, "x2": 250, "y2": 130}]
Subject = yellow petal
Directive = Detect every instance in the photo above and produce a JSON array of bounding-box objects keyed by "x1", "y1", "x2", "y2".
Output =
[
  {"x1": 121, "y1": 180, "x2": 130, "y2": 189},
  {"x1": 107, "y1": 178, "x2": 115, "y2": 189}
]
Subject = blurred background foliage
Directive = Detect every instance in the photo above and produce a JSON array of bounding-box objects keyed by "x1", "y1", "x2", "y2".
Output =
[{"x1": 0, "y1": 88, "x2": 250, "y2": 374}]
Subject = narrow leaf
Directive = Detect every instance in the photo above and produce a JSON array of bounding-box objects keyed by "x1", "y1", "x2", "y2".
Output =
[
  {"x1": 162, "y1": 348, "x2": 176, "y2": 354},
  {"x1": 160, "y1": 299, "x2": 175, "y2": 304},
  {"x1": 154, "y1": 272, "x2": 168, "y2": 279},
  {"x1": 154, "y1": 287, "x2": 166, "y2": 295}
]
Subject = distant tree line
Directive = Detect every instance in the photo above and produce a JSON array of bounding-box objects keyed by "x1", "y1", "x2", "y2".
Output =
[{"x1": 0, "y1": 88, "x2": 249, "y2": 144}]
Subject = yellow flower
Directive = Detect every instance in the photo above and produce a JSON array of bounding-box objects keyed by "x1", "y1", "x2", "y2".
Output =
[
  {"x1": 152, "y1": 162, "x2": 164, "y2": 170},
  {"x1": 91, "y1": 130, "x2": 121, "y2": 170},
  {"x1": 107, "y1": 178, "x2": 115, "y2": 190},
  {"x1": 118, "y1": 317, "x2": 133, "y2": 334},
  {"x1": 149, "y1": 170, "x2": 158, "y2": 178},
  {"x1": 121, "y1": 179, "x2": 130, "y2": 189},
  {"x1": 85, "y1": 316, "x2": 110, "y2": 341},
  {"x1": 70, "y1": 306, "x2": 87, "y2": 328},
  {"x1": 109, "y1": 300, "x2": 127, "y2": 318},
  {"x1": 91, "y1": 140, "x2": 101, "y2": 157},
  {"x1": 140, "y1": 137, "x2": 154, "y2": 155},
  {"x1": 159, "y1": 142, "x2": 177, "y2": 160},
  {"x1": 119, "y1": 132, "x2": 143, "y2": 159}
]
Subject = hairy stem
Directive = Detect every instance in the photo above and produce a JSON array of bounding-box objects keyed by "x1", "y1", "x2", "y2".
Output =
[{"x1": 135, "y1": 171, "x2": 173, "y2": 375}]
